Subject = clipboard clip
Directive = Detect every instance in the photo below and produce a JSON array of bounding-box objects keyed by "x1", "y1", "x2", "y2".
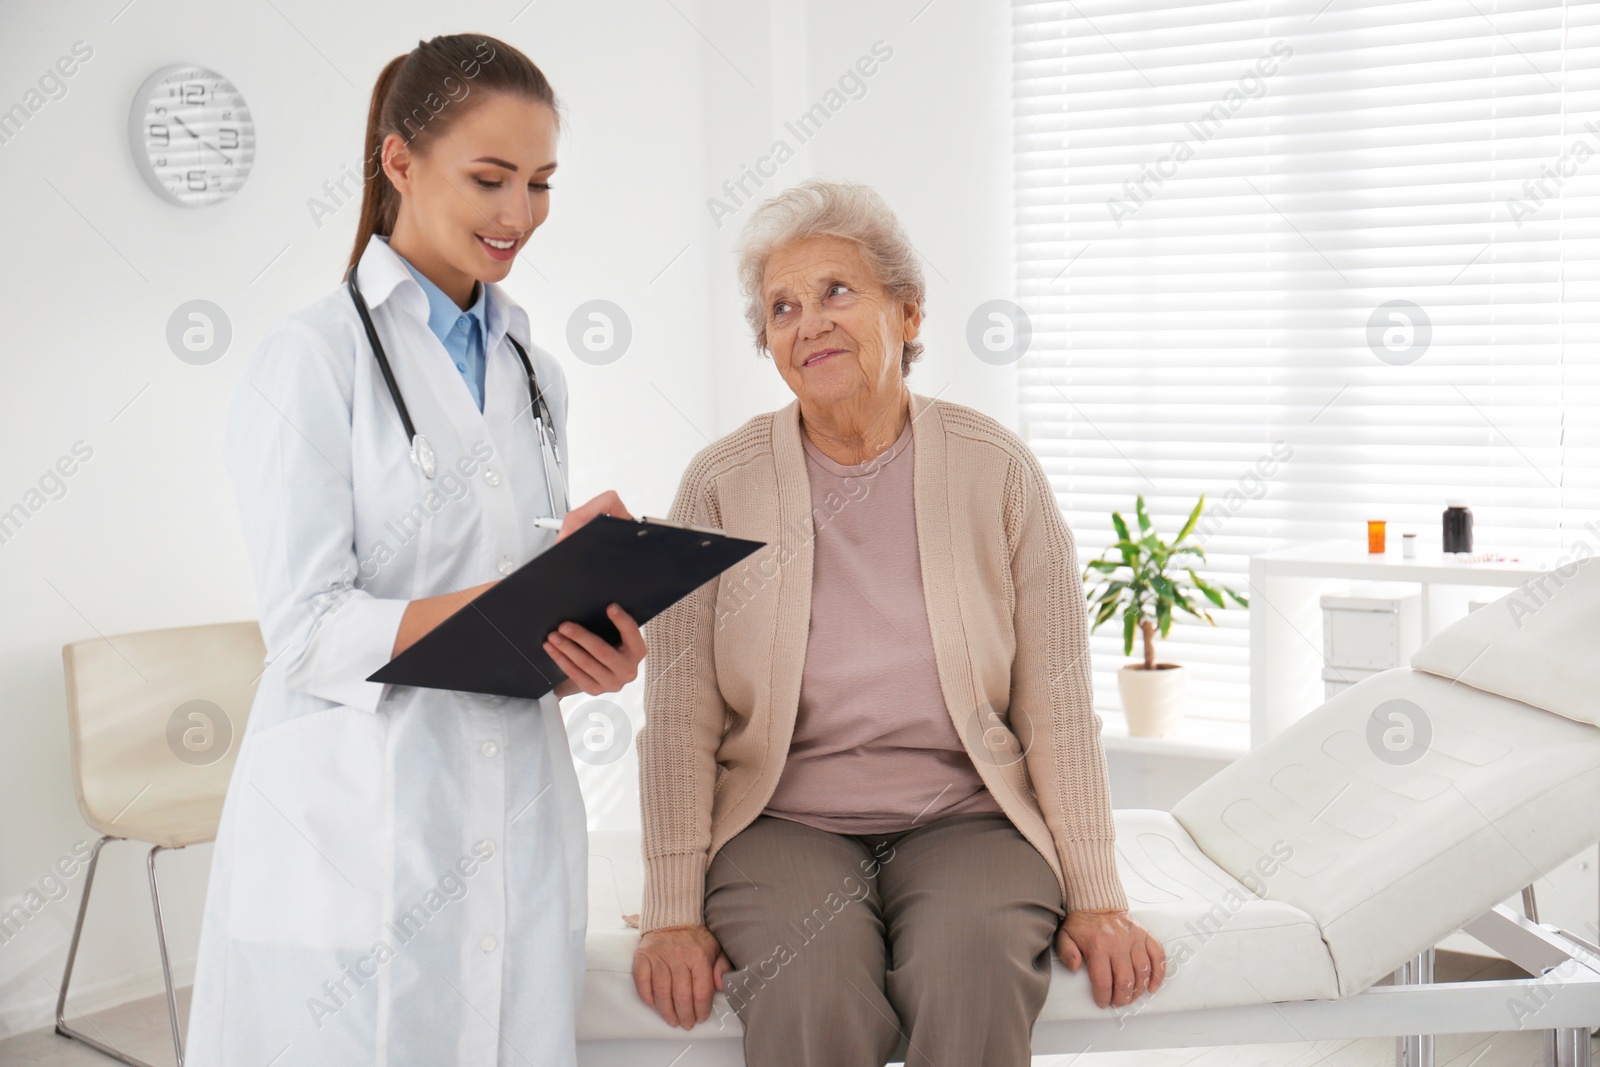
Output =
[{"x1": 639, "y1": 515, "x2": 727, "y2": 537}]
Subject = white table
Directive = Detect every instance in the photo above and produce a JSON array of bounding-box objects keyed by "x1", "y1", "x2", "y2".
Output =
[{"x1": 1247, "y1": 538, "x2": 1558, "y2": 746}]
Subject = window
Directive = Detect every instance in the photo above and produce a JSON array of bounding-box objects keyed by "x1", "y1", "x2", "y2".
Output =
[{"x1": 1011, "y1": 0, "x2": 1600, "y2": 729}]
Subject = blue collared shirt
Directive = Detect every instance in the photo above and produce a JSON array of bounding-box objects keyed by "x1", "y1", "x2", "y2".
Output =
[{"x1": 394, "y1": 249, "x2": 490, "y2": 413}]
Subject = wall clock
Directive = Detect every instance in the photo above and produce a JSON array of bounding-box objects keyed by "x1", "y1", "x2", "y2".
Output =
[{"x1": 128, "y1": 63, "x2": 255, "y2": 207}]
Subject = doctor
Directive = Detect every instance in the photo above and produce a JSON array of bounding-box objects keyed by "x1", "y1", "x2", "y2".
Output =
[{"x1": 186, "y1": 34, "x2": 642, "y2": 1067}]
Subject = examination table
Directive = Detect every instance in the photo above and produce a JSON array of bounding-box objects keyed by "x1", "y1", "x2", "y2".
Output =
[{"x1": 576, "y1": 554, "x2": 1600, "y2": 1066}]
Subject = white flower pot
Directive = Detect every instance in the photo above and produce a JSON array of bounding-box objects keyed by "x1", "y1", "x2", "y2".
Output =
[{"x1": 1117, "y1": 663, "x2": 1187, "y2": 737}]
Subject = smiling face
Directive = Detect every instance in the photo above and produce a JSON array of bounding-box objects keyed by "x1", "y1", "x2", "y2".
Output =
[
  {"x1": 762, "y1": 235, "x2": 922, "y2": 413},
  {"x1": 382, "y1": 92, "x2": 558, "y2": 307}
]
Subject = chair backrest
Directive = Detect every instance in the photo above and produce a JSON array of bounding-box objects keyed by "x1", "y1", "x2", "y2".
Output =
[{"x1": 63, "y1": 620, "x2": 265, "y2": 848}]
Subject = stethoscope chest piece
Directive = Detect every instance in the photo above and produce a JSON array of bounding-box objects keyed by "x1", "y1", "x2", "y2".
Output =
[
  {"x1": 347, "y1": 260, "x2": 565, "y2": 509},
  {"x1": 411, "y1": 433, "x2": 437, "y2": 479}
]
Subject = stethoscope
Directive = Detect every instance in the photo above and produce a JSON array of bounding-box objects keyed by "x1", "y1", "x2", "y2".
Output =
[{"x1": 346, "y1": 262, "x2": 569, "y2": 518}]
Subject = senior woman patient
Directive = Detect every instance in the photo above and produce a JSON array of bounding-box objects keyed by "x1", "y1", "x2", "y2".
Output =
[{"x1": 630, "y1": 179, "x2": 1165, "y2": 1067}]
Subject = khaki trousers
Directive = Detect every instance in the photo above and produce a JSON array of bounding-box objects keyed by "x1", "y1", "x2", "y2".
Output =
[{"x1": 703, "y1": 811, "x2": 1065, "y2": 1067}]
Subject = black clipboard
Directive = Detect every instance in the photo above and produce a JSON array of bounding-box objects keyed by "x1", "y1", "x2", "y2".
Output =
[{"x1": 368, "y1": 514, "x2": 765, "y2": 699}]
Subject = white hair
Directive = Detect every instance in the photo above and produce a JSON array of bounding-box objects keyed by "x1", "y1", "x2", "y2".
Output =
[{"x1": 736, "y1": 179, "x2": 927, "y2": 375}]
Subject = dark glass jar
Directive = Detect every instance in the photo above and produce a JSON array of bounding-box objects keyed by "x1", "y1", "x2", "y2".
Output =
[{"x1": 1443, "y1": 500, "x2": 1473, "y2": 553}]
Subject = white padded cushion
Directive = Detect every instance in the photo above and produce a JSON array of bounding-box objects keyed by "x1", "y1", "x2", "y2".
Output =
[
  {"x1": 1409, "y1": 554, "x2": 1600, "y2": 727},
  {"x1": 1172, "y1": 668, "x2": 1600, "y2": 997},
  {"x1": 578, "y1": 811, "x2": 1338, "y2": 1042}
]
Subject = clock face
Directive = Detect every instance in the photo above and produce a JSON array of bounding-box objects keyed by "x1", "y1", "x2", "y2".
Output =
[{"x1": 129, "y1": 64, "x2": 255, "y2": 207}]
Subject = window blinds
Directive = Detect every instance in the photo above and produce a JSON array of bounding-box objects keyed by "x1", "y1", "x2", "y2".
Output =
[{"x1": 1011, "y1": 0, "x2": 1600, "y2": 726}]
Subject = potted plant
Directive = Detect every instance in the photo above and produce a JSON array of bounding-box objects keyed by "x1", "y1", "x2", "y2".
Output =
[{"x1": 1082, "y1": 495, "x2": 1249, "y2": 737}]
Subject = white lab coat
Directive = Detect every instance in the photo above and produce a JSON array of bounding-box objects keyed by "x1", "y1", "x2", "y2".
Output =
[{"x1": 186, "y1": 233, "x2": 588, "y2": 1066}]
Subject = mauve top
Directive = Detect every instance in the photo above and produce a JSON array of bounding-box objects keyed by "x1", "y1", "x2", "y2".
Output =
[{"x1": 760, "y1": 416, "x2": 1005, "y2": 834}]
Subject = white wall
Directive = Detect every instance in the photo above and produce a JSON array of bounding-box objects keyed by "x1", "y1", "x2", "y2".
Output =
[
  {"x1": 0, "y1": 0, "x2": 721, "y2": 1033},
  {"x1": 700, "y1": 0, "x2": 1020, "y2": 428},
  {"x1": 0, "y1": 0, "x2": 1189, "y2": 1036}
]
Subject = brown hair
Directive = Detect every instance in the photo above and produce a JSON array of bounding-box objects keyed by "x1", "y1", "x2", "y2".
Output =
[{"x1": 345, "y1": 34, "x2": 560, "y2": 276}]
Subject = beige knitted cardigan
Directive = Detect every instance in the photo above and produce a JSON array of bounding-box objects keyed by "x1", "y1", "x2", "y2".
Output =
[{"x1": 637, "y1": 391, "x2": 1129, "y2": 932}]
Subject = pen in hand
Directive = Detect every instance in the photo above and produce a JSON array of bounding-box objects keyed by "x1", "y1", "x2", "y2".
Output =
[{"x1": 534, "y1": 491, "x2": 636, "y2": 544}]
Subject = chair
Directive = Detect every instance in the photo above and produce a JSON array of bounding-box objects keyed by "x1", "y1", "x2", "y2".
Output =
[{"x1": 57, "y1": 621, "x2": 264, "y2": 1067}]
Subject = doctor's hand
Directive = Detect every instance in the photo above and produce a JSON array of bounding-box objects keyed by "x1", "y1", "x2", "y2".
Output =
[
  {"x1": 546, "y1": 603, "x2": 646, "y2": 699},
  {"x1": 1057, "y1": 908, "x2": 1166, "y2": 1009},
  {"x1": 554, "y1": 489, "x2": 634, "y2": 542},
  {"x1": 632, "y1": 924, "x2": 732, "y2": 1030}
]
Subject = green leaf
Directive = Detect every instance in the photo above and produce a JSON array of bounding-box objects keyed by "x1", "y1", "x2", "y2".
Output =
[
  {"x1": 1093, "y1": 597, "x2": 1119, "y2": 628},
  {"x1": 1121, "y1": 604, "x2": 1137, "y2": 655},
  {"x1": 1111, "y1": 512, "x2": 1131, "y2": 545},
  {"x1": 1112, "y1": 542, "x2": 1142, "y2": 568},
  {"x1": 1226, "y1": 586, "x2": 1250, "y2": 608},
  {"x1": 1188, "y1": 569, "x2": 1226, "y2": 608},
  {"x1": 1135, "y1": 496, "x2": 1152, "y2": 535},
  {"x1": 1174, "y1": 494, "x2": 1205, "y2": 544},
  {"x1": 1089, "y1": 580, "x2": 1128, "y2": 605},
  {"x1": 1173, "y1": 588, "x2": 1209, "y2": 622},
  {"x1": 1084, "y1": 559, "x2": 1121, "y2": 573},
  {"x1": 1156, "y1": 596, "x2": 1172, "y2": 637}
]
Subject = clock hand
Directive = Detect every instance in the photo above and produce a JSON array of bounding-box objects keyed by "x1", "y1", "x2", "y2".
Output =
[{"x1": 172, "y1": 115, "x2": 233, "y2": 167}]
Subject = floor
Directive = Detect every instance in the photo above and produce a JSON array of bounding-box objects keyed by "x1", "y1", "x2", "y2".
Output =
[
  {"x1": 0, "y1": 985, "x2": 190, "y2": 1066},
  {"x1": 0, "y1": 954, "x2": 1595, "y2": 1066}
]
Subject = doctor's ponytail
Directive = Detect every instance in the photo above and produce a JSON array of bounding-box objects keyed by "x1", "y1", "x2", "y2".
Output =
[{"x1": 346, "y1": 34, "x2": 560, "y2": 276}]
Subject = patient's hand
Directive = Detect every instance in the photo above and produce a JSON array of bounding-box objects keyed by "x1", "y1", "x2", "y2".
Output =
[
  {"x1": 632, "y1": 924, "x2": 732, "y2": 1030},
  {"x1": 1057, "y1": 908, "x2": 1166, "y2": 1009}
]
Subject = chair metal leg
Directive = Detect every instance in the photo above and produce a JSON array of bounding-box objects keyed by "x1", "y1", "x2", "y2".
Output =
[
  {"x1": 54, "y1": 834, "x2": 187, "y2": 1067},
  {"x1": 56, "y1": 835, "x2": 156, "y2": 1067},
  {"x1": 148, "y1": 844, "x2": 186, "y2": 1066},
  {"x1": 55, "y1": 835, "x2": 113, "y2": 1037}
]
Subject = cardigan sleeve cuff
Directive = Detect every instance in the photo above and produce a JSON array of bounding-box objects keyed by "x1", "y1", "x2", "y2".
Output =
[
  {"x1": 1057, "y1": 837, "x2": 1130, "y2": 913},
  {"x1": 640, "y1": 851, "x2": 708, "y2": 932}
]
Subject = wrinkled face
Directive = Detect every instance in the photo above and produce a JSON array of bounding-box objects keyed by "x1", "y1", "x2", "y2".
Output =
[
  {"x1": 383, "y1": 92, "x2": 558, "y2": 299},
  {"x1": 761, "y1": 235, "x2": 921, "y2": 410}
]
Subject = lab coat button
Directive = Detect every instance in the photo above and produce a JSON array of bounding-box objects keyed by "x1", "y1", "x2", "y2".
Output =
[
  {"x1": 497, "y1": 555, "x2": 514, "y2": 575},
  {"x1": 484, "y1": 469, "x2": 501, "y2": 486},
  {"x1": 480, "y1": 935, "x2": 497, "y2": 952},
  {"x1": 481, "y1": 741, "x2": 499, "y2": 757}
]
